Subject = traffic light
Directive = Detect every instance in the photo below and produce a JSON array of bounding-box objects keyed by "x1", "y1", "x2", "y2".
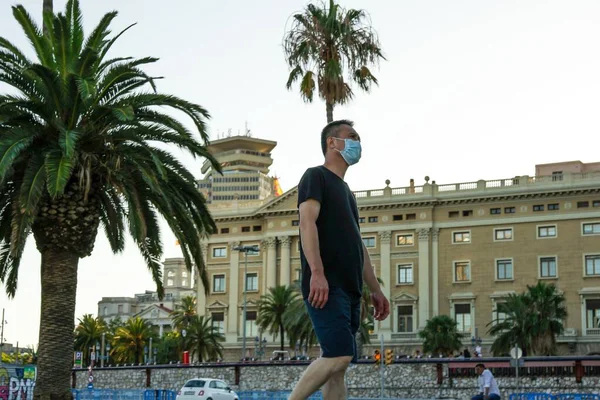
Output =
[
  {"x1": 373, "y1": 349, "x2": 381, "y2": 365},
  {"x1": 385, "y1": 349, "x2": 394, "y2": 365}
]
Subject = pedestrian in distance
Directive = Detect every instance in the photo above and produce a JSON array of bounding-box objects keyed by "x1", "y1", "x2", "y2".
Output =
[
  {"x1": 287, "y1": 120, "x2": 390, "y2": 400},
  {"x1": 472, "y1": 363, "x2": 501, "y2": 400}
]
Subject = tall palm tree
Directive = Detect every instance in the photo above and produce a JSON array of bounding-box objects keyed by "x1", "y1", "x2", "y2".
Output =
[
  {"x1": 0, "y1": 2, "x2": 219, "y2": 397},
  {"x1": 257, "y1": 285, "x2": 298, "y2": 351},
  {"x1": 186, "y1": 315, "x2": 224, "y2": 362},
  {"x1": 74, "y1": 314, "x2": 106, "y2": 366},
  {"x1": 171, "y1": 295, "x2": 197, "y2": 331},
  {"x1": 418, "y1": 315, "x2": 463, "y2": 357},
  {"x1": 112, "y1": 317, "x2": 155, "y2": 364},
  {"x1": 283, "y1": 0, "x2": 385, "y2": 122},
  {"x1": 488, "y1": 282, "x2": 567, "y2": 356}
]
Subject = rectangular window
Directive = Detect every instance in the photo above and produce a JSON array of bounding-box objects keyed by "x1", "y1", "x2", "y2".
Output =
[
  {"x1": 213, "y1": 274, "x2": 225, "y2": 292},
  {"x1": 406, "y1": 213, "x2": 416, "y2": 220},
  {"x1": 397, "y1": 306, "x2": 413, "y2": 333},
  {"x1": 212, "y1": 312, "x2": 224, "y2": 334},
  {"x1": 362, "y1": 237, "x2": 376, "y2": 248},
  {"x1": 490, "y1": 208, "x2": 501, "y2": 215},
  {"x1": 533, "y1": 205, "x2": 544, "y2": 212},
  {"x1": 368, "y1": 216, "x2": 378, "y2": 223},
  {"x1": 540, "y1": 257, "x2": 557, "y2": 278},
  {"x1": 548, "y1": 203, "x2": 560, "y2": 211},
  {"x1": 241, "y1": 226, "x2": 251, "y2": 232},
  {"x1": 494, "y1": 228, "x2": 513, "y2": 241},
  {"x1": 244, "y1": 311, "x2": 258, "y2": 337},
  {"x1": 454, "y1": 261, "x2": 471, "y2": 282},
  {"x1": 393, "y1": 215, "x2": 403, "y2": 221},
  {"x1": 117, "y1": 305, "x2": 123, "y2": 313},
  {"x1": 212, "y1": 247, "x2": 227, "y2": 258},
  {"x1": 538, "y1": 225, "x2": 557, "y2": 238},
  {"x1": 463, "y1": 210, "x2": 473, "y2": 217},
  {"x1": 358, "y1": 217, "x2": 365, "y2": 224},
  {"x1": 449, "y1": 211, "x2": 459, "y2": 218},
  {"x1": 494, "y1": 302, "x2": 508, "y2": 325},
  {"x1": 505, "y1": 207, "x2": 516, "y2": 214},
  {"x1": 295, "y1": 268, "x2": 301, "y2": 282},
  {"x1": 245, "y1": 273, "x2": 258, "y2": 291},
  {"x1": 454, "y1": 304, "x2": 471, "y2": 332},
  {"x1": 396, "y1": 234, "x2": 414, "y2": 246},
  {"x1": 496, "y1": 259, "x2": 513, "y2": 280},
  {"x1": 397, "y1": 264, "x2": 413, "y2": 284},
  {"x1": 586, "y1": 299, "x2": 600, "y2": 330},
  {"x1": 453, "y1": 231, "x2": 471, "y2": 244},
  {"x1": 578, "y1": 201, "x2": 590, "y2": 208},
  {"x1": 593, "y1": 200, "x2": 600, "y2": 208},
  {"x1": 220, "y1": 228, "x2": 230, "y2": 234},
  {"x1": 585, "y1": 255, "x2": 600, "y2": 276},
  {"x1": 292, "y1": 220, "x2": 299, "y2": 226},
  {"x1": 583, "y1": 223, "x2": 600, "y2": 235},
  {"x1": 252, "y1": 225, "x2": 262, "y2": 232},
  {"x1": 552, "y1": 171, "x2": 563, "y2": 181}
]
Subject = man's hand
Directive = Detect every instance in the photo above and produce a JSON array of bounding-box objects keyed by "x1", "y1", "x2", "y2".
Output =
[
  {"x1": 308, "y1": 271, "x2": 329, "y2": 309},
  {"x1": 371, "y1": 290, "x2": 390, "y2": 321}
]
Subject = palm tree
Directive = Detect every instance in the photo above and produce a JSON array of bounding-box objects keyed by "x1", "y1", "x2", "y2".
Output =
[
  {"x1": 42, "y1": 0, "x2": 52, "y2": 35},
  {"x1": 283, "y1": 0, "x2": 385, "y2": 122},
  {"x1": 186, "y1": 315, "x2": 225, "y2": 362},
  {"x1": 0, "y1": 2, "x2": 219, "y2": 397},
  {"x1": 418, "y1": 315, "x2": 463, "y2": 357},
  {"x1": 283, "y1": 295, "x2": 318, "y2": 352},
  {"x1": 112, "y1": 317, "x2": 155, "y2": 364},
  {"x1": 74, "y1": 314, "x2": 106, "y2": 366},
  {"x1": 171, "y1": 295, "x2": 197, "y2": 331},
  {"x1": 488, "y1": 282, "x2": 567, "y2": 356},
  {"x1": 257, "y1": 285, "x2": 298, "y2": 351}
]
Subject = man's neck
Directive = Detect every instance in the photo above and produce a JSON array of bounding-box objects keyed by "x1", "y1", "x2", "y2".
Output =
[{"x1": 323, "y1": 159, "x2": 348, "y2": 180}]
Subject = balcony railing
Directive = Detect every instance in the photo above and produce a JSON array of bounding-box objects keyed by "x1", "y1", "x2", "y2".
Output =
[
  {"x1": 391, "y1": 332, "x2": 419, "y2": 340},
  {"x1": 586, "y1": 328, "x2": 600, "y2": 336},
  {"x1": 352, "y1": 171, "x2": 600, "y2": 202}
]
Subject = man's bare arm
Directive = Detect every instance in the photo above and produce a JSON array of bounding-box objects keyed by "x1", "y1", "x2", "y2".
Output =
[{"x1": 299, "y1": 199, "x2": 328, "y2": 308}]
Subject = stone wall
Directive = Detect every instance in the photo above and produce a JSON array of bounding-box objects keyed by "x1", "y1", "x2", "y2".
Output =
[{"x1": 74, "y1": 361, "x2": 600, "y2": 399}]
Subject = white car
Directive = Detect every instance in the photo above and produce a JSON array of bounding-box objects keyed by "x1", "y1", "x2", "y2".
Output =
[{"x1": 176, "y1": 378, "x2": 238, "y2": 400}]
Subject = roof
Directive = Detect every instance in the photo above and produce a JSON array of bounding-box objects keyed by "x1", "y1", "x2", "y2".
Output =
[{"x1": 207, "y1": 135, "x2": 277, "y2": 154}]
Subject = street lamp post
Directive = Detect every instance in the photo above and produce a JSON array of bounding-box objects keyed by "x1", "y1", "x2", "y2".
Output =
[
  {"x1": 233, "y1": 245, "x2": 259, "y2": 361},
  {"x1": 100, "y1": 333, "x2": 106, "y2": 368},
  {"x1": 471, "y1": 327, "x2": 482, "y2": 357}
]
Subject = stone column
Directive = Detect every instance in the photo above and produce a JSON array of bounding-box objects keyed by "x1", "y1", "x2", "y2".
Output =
[
  {"x1": 196, "y1": 243, "x2": 208, "y2": 317},
  {"x1": 431, "y1": 228, "x2": 440, "y2": 317},
  {"x1": 378, "y1": 231, "x2": 392, "y2": 336},
  {"x1": 417, "y1": 229, "x2": 431, "y2": 329},
  {"x1": 278, "y1": 236, "x2": 292, "y2": 286},
  {"x1": 227, "y1": 241, "x2": 240, "y2": 341},
  {"x1": 159, "y1": 324, "x2": 164, "y2": 337},
  {"x1": 266, "y1": 238, "x2": 277, "y2": 289},
  {"x1": 261, "y1": 240, "x2": 269, "y2": 292}
]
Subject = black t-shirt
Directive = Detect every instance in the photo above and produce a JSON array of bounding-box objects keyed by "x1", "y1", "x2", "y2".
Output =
[{"x1": 297, "y1": 165, "x2": 364, "y2": 300}]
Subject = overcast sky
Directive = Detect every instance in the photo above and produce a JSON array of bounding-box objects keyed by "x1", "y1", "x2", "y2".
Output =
[{"x1": 1, "y1": 0, "x2": 599, "y2": 348}]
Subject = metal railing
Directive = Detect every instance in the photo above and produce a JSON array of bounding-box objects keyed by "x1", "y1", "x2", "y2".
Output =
[{"x1": 71, "y1": 389, "x2": 177, "y2": 400}]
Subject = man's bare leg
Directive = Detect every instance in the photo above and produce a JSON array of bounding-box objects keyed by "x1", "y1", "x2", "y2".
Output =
[
  {"x1": 288, "y1": 356, "x2": 352, "y2": 400},
  {"x1": 322, "y1": 370, "x2": 346, "y2": 400}
]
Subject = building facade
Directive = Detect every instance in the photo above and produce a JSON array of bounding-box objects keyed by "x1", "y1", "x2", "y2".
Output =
[
  {"x1": 97, "y1": 258, "x2": 195, "y2": 336},
  {"x1": 196, "y1": 162, "x2": 600, "y2": 358}
]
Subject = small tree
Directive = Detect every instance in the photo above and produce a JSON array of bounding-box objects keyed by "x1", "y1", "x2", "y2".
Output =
[{"x1": 418, "y1": 315, "x2": 462, "y2": 357}]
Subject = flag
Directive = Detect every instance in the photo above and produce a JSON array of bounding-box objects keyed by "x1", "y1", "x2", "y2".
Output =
[{"x1": 273, "y1": 177, "x2": 283, "y2": 196}]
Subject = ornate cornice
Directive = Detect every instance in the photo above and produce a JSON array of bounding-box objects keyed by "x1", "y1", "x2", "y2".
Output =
[
  {"x1": 263, "y1": 237, "x2": 277, "y2": 249},
  {"x1": 417, "y1": 229, "x2": 430, "y2": 241},
  {"x1": 431, "y1": 228, "x2": 440, "y2": 241}
]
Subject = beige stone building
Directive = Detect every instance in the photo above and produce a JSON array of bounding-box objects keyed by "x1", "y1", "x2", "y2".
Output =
[{"x1": 195, "y1": 143, "x2": 600, "y2": 359}]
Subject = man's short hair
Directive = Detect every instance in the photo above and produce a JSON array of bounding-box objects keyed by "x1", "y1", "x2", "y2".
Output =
[
  {"x1": 475, "y1": 363, "x2": 485, "y2": 369},
  {"x1": 320, "y1": 119, "x2": 354, "y2": 156}
]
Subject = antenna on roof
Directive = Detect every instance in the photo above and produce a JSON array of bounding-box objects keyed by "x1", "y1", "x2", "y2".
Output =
[{"x1": 245, "y1": 121, "x2": 252, "y2": 137}]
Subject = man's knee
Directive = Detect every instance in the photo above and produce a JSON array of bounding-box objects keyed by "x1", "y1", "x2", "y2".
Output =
[{"x1": 330, "y1": 356, "x2": 352, "y2": 374}]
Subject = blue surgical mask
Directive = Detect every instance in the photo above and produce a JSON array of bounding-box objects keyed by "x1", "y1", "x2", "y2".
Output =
[{"x1": 334, "y1": 138, "x2": 362, "y2": 166}]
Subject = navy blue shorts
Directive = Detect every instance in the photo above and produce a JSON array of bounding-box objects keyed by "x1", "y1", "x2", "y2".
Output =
[{"x1": 305, "y1": 287, "x2": 361, "y2": 362}]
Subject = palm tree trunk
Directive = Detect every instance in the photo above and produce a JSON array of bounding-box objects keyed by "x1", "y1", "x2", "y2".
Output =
[
  {"x1": 34, "y1": 249, "x2": 79, "y2": 400},
  {"x1": 42, "y1": 0, "x2": 53, "y2": 35},
  {"x1": 326, "y1": 102, "x2": 334, "y2": 123},
  {"x1": 280, "y1": 325, "x2": 285, "y2": 351}
]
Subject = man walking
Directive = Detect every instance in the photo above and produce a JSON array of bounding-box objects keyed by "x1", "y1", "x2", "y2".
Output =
[
  {"x1": 472, "y1": 363, "x2": 501, "y2": 400},
  {"x1": 288, "y1": 120, "x2": 390, "y2": 400}
]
